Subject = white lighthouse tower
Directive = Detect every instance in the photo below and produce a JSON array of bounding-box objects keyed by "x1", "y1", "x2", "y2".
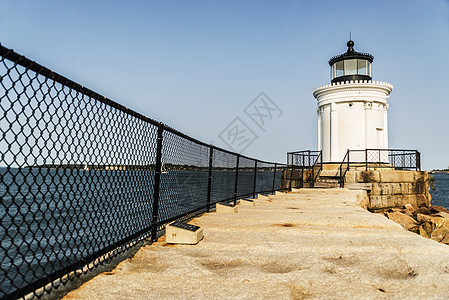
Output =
[{"x1": 313, "y1": 40, "x2": 393, "y2": 163}]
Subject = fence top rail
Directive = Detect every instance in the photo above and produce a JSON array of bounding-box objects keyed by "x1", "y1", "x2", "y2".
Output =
[
  {"x1": 287, "y1": 150, "x2": 321, "y2": 155},
  {"x1": 0, "y1": 43, "x2": 282, "y2": 167},
  {"x1": 347, "y1": 149, "x2": 419, "y2": 153}
]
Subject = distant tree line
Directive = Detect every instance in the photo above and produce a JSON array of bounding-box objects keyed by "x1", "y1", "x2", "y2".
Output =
[
  {"x1": 26, "y1": 163, "x2": 278, "y2": 172},
  {"x1": 431, "y1": 168, "x2": 449, "y2": 173}
]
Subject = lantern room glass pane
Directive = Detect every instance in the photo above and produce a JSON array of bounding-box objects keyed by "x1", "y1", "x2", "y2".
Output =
[
  {"x1": 368, "y1": 62, "x2": 372, "y2": 76},
  {"x1": 344, "y1": 59, "x2": 357, "y2": 75},
  {"x1": 357, "y1": 59, "x2": 368, "y2": 75},
  {"x1": 335, "y1": 61, "x2": 344, "y2": 77}
]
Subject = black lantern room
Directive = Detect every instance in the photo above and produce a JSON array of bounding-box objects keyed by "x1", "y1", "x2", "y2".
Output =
[{"x1": 328, "y1": 40, "x2": 373, "y2": 84}]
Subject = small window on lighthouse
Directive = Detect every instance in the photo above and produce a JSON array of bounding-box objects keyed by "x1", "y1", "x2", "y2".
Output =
[
  {"x1": 348, "y1": 103, "x2": 354, "y2": 108},
  {"x1": 344, "y1": 59, "x2": 357, "y2": 75},
  {"x1": 357, "y1": 59, "x2": 368, "y2": 75},
  {"x1": 335, "y1": 61, "x2": 344, "y2": 77}
]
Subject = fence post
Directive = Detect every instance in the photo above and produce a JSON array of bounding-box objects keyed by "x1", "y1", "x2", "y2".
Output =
[
  {"x1": 151, "y1": 123, "x2": 164, "y2": 242},
  {"x1": 365, "y1": 149, "x2": 368, "y2": 171},
  {"x1": 289, "y1": 164, "x2": 293, "y2": 191},
  {"x1": 339, "y1": 163, "x2": 343, "y2": 188},
  {"x1": 206, "y1": 146, "x2": 214, "y2": 212},
  {"x1": 308, "y1": 150, "x2": 311, "y2": 169},
  {"x1": 300, "y1": 166, "x2": 304, "y2": 188},
  {"x1": 302, "y1": 154, "x2": 305, "y2": 184},
  {"x1": 252, "y1": 160, "x2": 257, "y2": 198},
  {"x1": 311, "y1": 160, "x2": 314, "y2": 188},
  {"x1": 233, "y1": 154, "x2": 240, "y2": 206},
  {"x1": 378, "y1": 150, "x2": 381, "y2": 169},
  {"x1": 272, "y1": 163, "x2": 277, "y2": 193},
  {"x1": 417, "y1": 151, "x2": 421, "y2": 171},
  {"x1": 391, "y1": 152, "x2": 394, "y2": 168},
  {"x1": 347, "y1": 150, "x2": 350, "y2": 173}
]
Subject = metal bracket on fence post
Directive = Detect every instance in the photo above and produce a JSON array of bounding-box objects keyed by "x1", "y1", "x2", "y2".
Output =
[
  {"x1": 272, "y1": 163, "x2": 277, "y2": 193},
  {"x1": 151, "y1": 123, "x2": 164, "y2": 242},
  {"x1": 252, "y1": 160, "x2": 257, "y2": 198},
  {"x1": 206, "y1": 145, "x2": 214, "y2": 212},
  {"x1": 233, "y1": 155, "x2": 240, "y2": 206}
]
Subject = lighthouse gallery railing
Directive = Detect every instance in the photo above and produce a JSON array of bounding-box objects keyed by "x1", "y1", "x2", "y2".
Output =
[
  {"x1": 339, "y1": 149, "x2": 421, "y2": 187},
  {"x1": 0, "y1": 44, "x2": 288, "y2": 299},
  {"x1": 287, "y1": 150, "x2": 323, "y2": 187}
]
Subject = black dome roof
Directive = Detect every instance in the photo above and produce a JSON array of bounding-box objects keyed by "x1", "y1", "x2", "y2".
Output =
[{"x1": 328, "y1": 40, "x2": 374, "y2": 66}]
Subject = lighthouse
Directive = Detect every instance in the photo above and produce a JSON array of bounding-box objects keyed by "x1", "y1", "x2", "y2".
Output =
[{"x1": 313, "y1": 40, "x2": 393, "y2": 163}]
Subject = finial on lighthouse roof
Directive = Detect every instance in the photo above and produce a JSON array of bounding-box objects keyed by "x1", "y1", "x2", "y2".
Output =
[{"x1": 347, "y1": 40, "x2": 354, "y2": 53}]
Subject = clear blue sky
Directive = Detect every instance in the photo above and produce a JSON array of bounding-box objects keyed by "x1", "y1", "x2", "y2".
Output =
[{"x1": 1, "y1": 0, "x2": 448, "y2": 170}]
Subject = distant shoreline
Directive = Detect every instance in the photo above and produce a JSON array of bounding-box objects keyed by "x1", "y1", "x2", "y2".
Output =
[{"x1": 0, "y1": 165, "x2": 275, "y2": 172}]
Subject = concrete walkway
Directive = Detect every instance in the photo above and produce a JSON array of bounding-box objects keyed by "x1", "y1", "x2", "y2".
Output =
[{"x1": 64, "y1": 189, "x2": 449, "y2": 299}]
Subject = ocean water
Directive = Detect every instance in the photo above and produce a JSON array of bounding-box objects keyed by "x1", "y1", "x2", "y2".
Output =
[
  {"x1": 430, "y1": 173, "x2": 449, "y2": 209},
  {"x1": 0, "y1": 167, "x2": 280, "y2": 298}
]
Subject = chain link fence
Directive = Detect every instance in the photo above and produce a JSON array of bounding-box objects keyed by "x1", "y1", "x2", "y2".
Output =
[{"x1": 0, "y1": 44, "x2": 285, "y2": 299}]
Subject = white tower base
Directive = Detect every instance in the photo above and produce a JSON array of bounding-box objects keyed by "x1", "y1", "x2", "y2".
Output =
[{"x1": 313, "y1": 80, "x2": 393, "y2": 163}]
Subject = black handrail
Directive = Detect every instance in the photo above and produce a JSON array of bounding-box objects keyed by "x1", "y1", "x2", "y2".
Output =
[
  {"x1": 312, "y1": 151, "x2": 323, "y2": 186},
  {"x1": 339, "y1": 150, "x2": 350, "y2": 187}
]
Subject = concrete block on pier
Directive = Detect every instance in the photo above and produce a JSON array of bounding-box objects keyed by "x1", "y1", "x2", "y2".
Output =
[
  {"x1": 216, "y1": 203, "x2": 238, "y2": 213},
  {"x1": 256, "y1": 194, "x2": 269, "y2": 200},
  {"x1": 345, "y1": 183, "x2": 372, "y2": 191},
  {"x1": 239, "y1": 199, "x2": 255, "y2": 206},
  {"x1": 166, "y1": 221, "x2": 203, "y2": 245}
]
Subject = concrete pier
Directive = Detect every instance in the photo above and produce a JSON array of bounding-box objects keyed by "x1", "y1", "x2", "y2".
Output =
[{"x1": 64, "y1": 189, "x2": 449, "y2": 299}]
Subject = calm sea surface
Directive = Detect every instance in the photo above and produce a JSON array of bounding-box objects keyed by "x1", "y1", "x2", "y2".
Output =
[
  {"x1": 430, "y1": 173, "x2": 449, "y2": 209},
  {"x1": 0, "y1": 167, "x2": 279, "y2": 297}
]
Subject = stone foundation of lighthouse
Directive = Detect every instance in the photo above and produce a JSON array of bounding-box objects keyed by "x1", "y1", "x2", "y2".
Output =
[{"x1": 313, "y1": 80, "x2": 393, "y2": 163}]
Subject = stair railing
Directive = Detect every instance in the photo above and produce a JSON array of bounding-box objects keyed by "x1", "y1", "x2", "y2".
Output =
[
  {"x1": 339, "y1": 150, "x2": 350, "y2": 188},
  {"x1": 311, "y1": 150, "x2": 323, "y2": 187}
]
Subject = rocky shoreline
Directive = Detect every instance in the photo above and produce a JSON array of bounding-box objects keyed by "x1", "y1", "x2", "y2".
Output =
[{"x1": 375, "y1": 204, "x2": 449, "y2": 245}]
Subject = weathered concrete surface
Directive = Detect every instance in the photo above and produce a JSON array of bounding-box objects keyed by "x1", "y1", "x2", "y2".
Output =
[{"x1": 64, "y1": 189, "x2": 449, "y2": 299}]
